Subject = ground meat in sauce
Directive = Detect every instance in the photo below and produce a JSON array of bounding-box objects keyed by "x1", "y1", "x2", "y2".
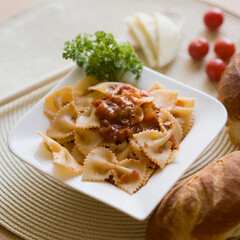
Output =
[{"x1": 92, "y1": 85, "x2": 160, "y2": 143}]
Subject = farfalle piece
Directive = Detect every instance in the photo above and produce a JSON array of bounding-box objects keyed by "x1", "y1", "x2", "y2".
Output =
[
  {"x1": 142, "y1": 167, "x2": 155, "y2": 186},
  {"x1": 105, "y1": 142, "x2": 134, "y2": 161},
  {"x1": 89, "y1": 82, "x2": 125, "y2": 94},
  {"x1": 150, "y1": 89, "x2": 178, "y2": 108},
  {"x1": 56, "y1": 134, "x2": 75, "y2": 144},
  {"x1": 61, "y1": 141, "x2": 75, "y2": 153},
  {"x1": 147, "y1": 158, "x2": 156, "y2": 169},
  {"x1": 170, "y1": 107, "x2": 194, "y2": 137},
  {"x1": 130, "y1": 138, "x2": 148, "y2": 161},
  {"x1": 73, "y1": 76, "x2": 99, "y2": 96},
  {"x1": 82, "y1": 147, "x2": 116, "y2": 181},
  {"x1": 113, "y1": 158, "x2": 147, "y2": 195},
  {"x1": 141, "y1": 96, "x2": 154, "y2": 104},
  {"x1": 133, "y1": 130, "x2": 172, "y2": 169},
  {"x1": 76, "y1": 106, "x2": 100, "y2": 129},
  {"x1": 73, "y1": 91, "x2": 103, "y2": 111},
  {"x1": 75, "y1": 128, "x2": 103, "y2": 155},
  {"x1": 44, "y1": 86, "x2": 73, "y2": 118},
  {"x1": 47, "y1": 102, "x2": 78, "y2": 139},
  {"x1": 168, "y1": 149, "x2": 178, "y2": 164},
  {"x1": 36, "y1": 131, "x2": 83, "y2": 173},
  {"x1": 175, "y1": 97, "x2": 195, "y2": 108},
  {"x1": 71, "y1": 145, "x2": 85, "y2": 165},
  {"x1": 158, "y1": 108, "x2": 183, "y2": 146},
  {"x1": 148, "y1": 81, "x2": 165, "y2": 92}
]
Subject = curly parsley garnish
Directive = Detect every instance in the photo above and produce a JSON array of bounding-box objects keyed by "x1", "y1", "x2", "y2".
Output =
[{"x1": 62, "y1": 31, "x2": 143, "y2": 82}]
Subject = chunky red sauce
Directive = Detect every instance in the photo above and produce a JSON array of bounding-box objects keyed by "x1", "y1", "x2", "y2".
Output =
[{"x1": 92, "y1": 85, "x2": 160, "y2": 143}]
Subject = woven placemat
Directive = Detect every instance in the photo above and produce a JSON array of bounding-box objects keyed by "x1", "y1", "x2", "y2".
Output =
[{"x1": 0, "y1": 0, "x2": 240, "y2": 239}]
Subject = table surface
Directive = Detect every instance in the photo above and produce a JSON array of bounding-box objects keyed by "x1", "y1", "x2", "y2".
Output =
[{"x1": 0, "y1": 0, "x2": 239, "y2": 239}]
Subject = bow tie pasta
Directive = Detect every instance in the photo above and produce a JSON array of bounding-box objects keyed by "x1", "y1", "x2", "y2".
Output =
[{"x1": 37, "y1": 77, "x2": 195, "y2": 194}]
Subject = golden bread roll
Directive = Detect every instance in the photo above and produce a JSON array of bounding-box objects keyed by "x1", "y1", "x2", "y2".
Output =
[
  {"x1": 146, "y1": 151, "x2": 240, "y2": 240},
  {"x1": 218, "y1": 53, "x2": 240, "y2": 146}
]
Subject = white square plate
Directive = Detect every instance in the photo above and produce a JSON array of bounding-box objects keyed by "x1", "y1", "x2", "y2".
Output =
[{"x1": 8, "y1": 66, "x2": 227, "y2": 220}]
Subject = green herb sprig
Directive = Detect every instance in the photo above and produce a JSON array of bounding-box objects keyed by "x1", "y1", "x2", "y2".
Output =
[{"x1": 63, "y1": 31, "x2": 143, "y2": 82}]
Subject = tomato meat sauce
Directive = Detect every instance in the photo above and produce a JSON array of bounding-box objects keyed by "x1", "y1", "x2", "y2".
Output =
[{"x1": 92, "y1": 85, "x2": 160, "y2": 143}]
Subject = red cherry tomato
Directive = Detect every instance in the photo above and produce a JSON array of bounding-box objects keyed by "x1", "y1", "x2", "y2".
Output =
[
  {"x1": 205, "y1": 59, "x2": 226, "y2": 82},
  {"x1": 204, "y1": 8, "x2": 224, "y2": 30},
  {"x1": 188, "y1": 37, "x2": 209, "y2": 60},
  {"x1": 214, "y1": 38, "x2": 235, "y2": 60}
]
